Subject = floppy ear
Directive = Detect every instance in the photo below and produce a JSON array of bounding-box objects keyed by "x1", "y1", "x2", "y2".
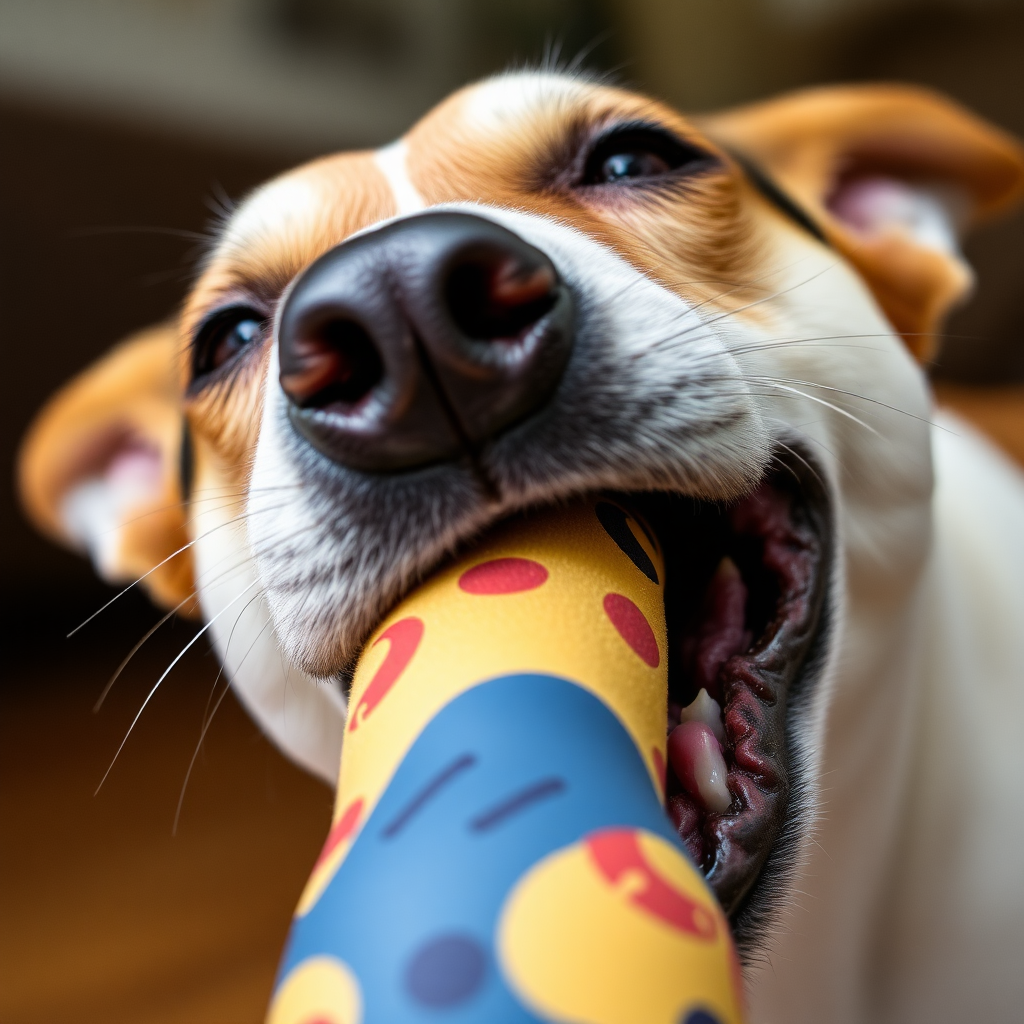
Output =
[
  {"x1": 702, "y1": 84, "x2": 1024, "y2": 361},
  {"x1": 18, "y1": 323, "x2": 196, "y2": 611}
]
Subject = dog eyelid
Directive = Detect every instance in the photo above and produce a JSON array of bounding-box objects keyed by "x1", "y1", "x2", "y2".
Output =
[
  {"x1": 189, "y1": 304, "x2": 268, "y2": 388},
  {"x1": 578, "y1": 121, "x2": 717, "y2": 188}
]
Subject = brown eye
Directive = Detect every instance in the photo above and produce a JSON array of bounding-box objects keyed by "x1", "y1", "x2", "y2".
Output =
[
  {"x1": 599, "y1": 150, "x2": 672, "y2": 182},
  {"x1": 582, "y1": 126, "x2": 715, "y2": 187},
  {"x1": 193, "y1": 307, "x2": 265, "y2": 379}
]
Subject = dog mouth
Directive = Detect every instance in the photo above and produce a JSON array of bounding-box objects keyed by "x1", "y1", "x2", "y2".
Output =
[
  {"x1": 343, "y1": 451, "x2": 830, "y2": 934},
  {"x1": 624, "y1": 453, "x2": 832, "y2": 926}
]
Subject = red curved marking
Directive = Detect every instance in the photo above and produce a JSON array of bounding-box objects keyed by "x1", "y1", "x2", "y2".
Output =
[
  {"x1": 349, "y1": 617, "x2": 424, "y2": 732},
  {"x1": 587, "y1": 828, "x2": 717, "y2": 941},
  {"x1": 459, "y1": 557, "x2": 549, "y2": 595},
  {"x1": 603, "y1": 593, "x2": 659, "y2": 667},
  {"x1": 652, "y1": 746, "x2": 666, "y2": 796},
  {"x1": 314, "y1": 797, "x2": 364, "y2": 870}
]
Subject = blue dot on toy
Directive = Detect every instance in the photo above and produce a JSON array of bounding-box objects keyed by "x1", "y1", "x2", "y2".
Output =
[{"x1": 405, "y1": 933, "x2": 488, "y2": 1009}]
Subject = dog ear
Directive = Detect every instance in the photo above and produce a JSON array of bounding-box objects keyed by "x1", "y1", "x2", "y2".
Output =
[
  {"x1": 18, "y1": 323, "x2": 196, "y2": 611},
  {"x1": 702, "y1": 85, "x2": 1024, "y2": 360}
]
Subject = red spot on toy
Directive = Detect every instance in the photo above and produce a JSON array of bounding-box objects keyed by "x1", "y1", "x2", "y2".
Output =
[
  {"x1": 459, "y1": 557, "x2": 549, "y2": 595},
  {"x1": 652, "y1": 746, "x2": 666, "y2": 795},
  {"x1": 603, "y1": 593, "x2": 659, "y2": 667},
  {"x1": 587, "y1": 828, "x2": 717, "y2": 940},
  {"x1": 314, "y1": 797, "x2": 364, "y2": 870},
  {"x1": 349, "y1": 617, "x2": 424, "y2": 732}
]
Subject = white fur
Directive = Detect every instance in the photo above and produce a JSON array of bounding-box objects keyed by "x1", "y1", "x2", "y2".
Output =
[
  {"x1": 62, "y1": 479, "x2": 137, "y2": 581},
  {"x1": 875, "y1": 413, "x2": 1024, "y2": 1023},
  {"x1": 461, "y1": 72, "x2": 591, "y2": 131},
  {"x1": 373, "y1": 140, "x2": 426, "y2": 214},
  {"x1": 747, "y1": 411, "x2": 1024, "y2": 1023},
  {"x1": 190, "y1": 477, "x2": 346, "y2": 784},
  {"x1": 61, "y1": 447, "x2": 164, "y2": 582},
  {"x1": 219, "y1": 173, "x2": 324, "y2": 261}
]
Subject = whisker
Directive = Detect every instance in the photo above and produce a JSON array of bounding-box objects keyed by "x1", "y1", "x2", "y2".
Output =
[
  {"x1": 689, "y1": 263, "x2": 838, "y2": 333},
  {"x1": 67, "y1": 500, "x2": 291, "y2": 636},
  {"x1": 679, "y1": 254, "x2": 817, "y2": 318},
  {"x1": 636, "y1": 265, "x2": 839, "y2": 358},
  {"x1": 764, "y1": 417, "x2": 848, "y2": 476},
  {"x1": 93, "y1": 580, "x2": 259, "y2": 795},
  {"x1": 173, "y1": 675, "x2": 232, "y2": 836},
  {"x1": 93, "y1": 597, "x2": 196, "y2": 712},
  {"x1": 70, "y1": 224, "x2": 213, "y2": 242},
  {"x1": 725, "y1": 330, "x2": 938, "y2": 359},
  {"x1": 173, "y1": 600, "x2": 272, "y2": 835},
  {"x1": 104, "y1": 481, "x2": 307, "y2": 535},
  {"x1": 95, "y1": 536, "x2": 289, "y2": 709},
  {"x1": 769, "y1": 438, "x2": 826, "y2": 490},
  {"x1": 744, "y1": 380, "x2": 880, "y2": 436},
  {"x1": 746, "y1": 374, "x2": 955, "y2": 433},
  {"x1": 197, "y1": 587, "x2": 265, "y2": 730}
]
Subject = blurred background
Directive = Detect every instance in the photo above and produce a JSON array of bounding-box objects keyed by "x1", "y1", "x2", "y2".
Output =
[{"x1": 1, "y1": 1, "x2": 1021, "y2": 1021}]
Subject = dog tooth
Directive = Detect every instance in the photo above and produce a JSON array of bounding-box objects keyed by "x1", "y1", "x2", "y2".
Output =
[
  {"x1": 690, "y1": 556, "x2": 750, "y2": 697},
  {"x1": 679, "y1": 687, "x2": 726, "y2": 745},
  {"x1": 668, "y1": 720, "x2": 732, "y2": 814}
]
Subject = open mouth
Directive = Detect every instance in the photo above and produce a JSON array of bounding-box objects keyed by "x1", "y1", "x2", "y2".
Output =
[
  {"x1": 616, "y1": 453, "x2": 832, "y2": 936},
  {"x1": 345, "y1": 451, "x2": 831, "y2": 945}
]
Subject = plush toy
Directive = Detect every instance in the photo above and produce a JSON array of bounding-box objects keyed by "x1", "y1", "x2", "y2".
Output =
[{"x1": 267, "y1": 497, "x2": 745, "y2": 1024}]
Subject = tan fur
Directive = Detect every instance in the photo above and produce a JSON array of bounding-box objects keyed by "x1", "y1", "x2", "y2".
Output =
[
  {"x1": 702, "y1": 84, "x2": 1024, "y2": 359},
  {"x1": 401, "y1": 79, "x2": 765, "y2": 308},
  {"x1": 18, "y1": 324, "x2": 195, "y2": 610}
]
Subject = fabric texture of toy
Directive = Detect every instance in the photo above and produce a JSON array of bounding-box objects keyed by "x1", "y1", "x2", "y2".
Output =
[{"x1": 268, "y1": 497, "x2": 745, "y2": 1024}]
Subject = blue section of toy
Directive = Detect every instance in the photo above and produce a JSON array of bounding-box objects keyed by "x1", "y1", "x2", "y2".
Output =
[{"x1": 275, "y1": 672, "x2": 681, "y2": 1023}]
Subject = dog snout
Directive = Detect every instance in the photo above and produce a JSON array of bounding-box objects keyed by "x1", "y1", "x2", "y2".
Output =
[{"x1": 278, "y1": 211, "x2": 574, "y2": 472}]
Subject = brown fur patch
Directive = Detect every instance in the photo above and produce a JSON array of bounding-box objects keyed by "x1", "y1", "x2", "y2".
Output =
[{"x1": 181, "y1": 152, "x2": 398, "y2": 491}]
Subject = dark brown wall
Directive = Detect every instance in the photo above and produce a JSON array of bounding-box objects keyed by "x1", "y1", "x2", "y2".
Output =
[{"x1": 0, "y1": 101, "x2": 318, "y2": 635}]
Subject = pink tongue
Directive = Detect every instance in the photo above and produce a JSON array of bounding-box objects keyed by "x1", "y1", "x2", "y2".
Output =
[
  {"x1": 683, "y1": 557, "x2": 751, "y2": 701},
  {"x1": 668, "y1": 721, "x2": 732, "y2": 814}
]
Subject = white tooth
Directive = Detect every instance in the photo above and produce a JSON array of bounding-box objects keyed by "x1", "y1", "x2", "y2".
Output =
[
  {"x1": 694, "y1": 734, "x2": 732, "y2": 814},
  {"x1": 680, "y1": 687, "x2": 726, "y2": 745}
]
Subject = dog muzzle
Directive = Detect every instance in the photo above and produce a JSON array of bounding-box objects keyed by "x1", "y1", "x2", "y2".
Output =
[{"x1": 267, "y1": 498, "x2": 746, "y2": 1024}]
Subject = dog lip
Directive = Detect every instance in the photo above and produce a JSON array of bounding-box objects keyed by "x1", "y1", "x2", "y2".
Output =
[{"x1": 630, "y1": 449, "x2": 832, "y2": 926}]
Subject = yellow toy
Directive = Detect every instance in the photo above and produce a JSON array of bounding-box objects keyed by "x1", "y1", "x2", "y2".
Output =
[{"x1": 268, "y1": 497, "x2": 745, "y2": 1024}]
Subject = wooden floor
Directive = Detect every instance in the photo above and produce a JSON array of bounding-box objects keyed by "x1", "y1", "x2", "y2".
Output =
[
  {"x1": 0, "y1": 628, "x2": 332, "y2": 1024},
  {"x1": 0, "y1": 384, "x2": 1020, "y2": 1024}
]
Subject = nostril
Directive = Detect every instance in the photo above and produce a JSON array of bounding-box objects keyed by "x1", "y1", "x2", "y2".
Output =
[
  {"x1": 444, "y1": 250, "x2": 558, "y2": 341},
  {"x1": 280, "y1": 318, "x2": 384, "y2": 409}
]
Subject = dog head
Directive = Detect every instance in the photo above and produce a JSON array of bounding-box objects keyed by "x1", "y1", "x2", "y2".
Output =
[{"x1": 20, "y1": 74, "x2": 1024, "y2": 952}]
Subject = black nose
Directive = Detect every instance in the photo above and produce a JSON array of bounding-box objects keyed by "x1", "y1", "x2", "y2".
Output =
[{"x1": 277, "y1": 211, "x2": 574, "y2": 472}]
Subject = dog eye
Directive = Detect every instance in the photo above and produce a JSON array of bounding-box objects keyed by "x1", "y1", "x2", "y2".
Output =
[
  {"x1": 192, "y1": 307, "x2": 265, "y2": 379},
  {"x1": 582, "y1": 127, "x2": 714, "y2": 187}
]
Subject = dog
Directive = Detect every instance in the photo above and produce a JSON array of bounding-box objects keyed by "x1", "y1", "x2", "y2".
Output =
[{"x1": 19, "y1": 73, "x2": 1024, "y2": 1022}]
